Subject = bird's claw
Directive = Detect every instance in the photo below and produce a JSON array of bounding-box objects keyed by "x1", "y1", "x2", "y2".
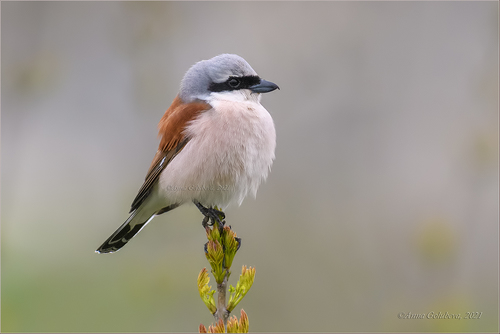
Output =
[{"x1": 194, "y1": 201, "x2": 226, "y2": 228}]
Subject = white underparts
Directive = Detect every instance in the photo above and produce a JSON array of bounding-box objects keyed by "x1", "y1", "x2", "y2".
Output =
[{"x1": 158, "y1": 90, "x2": 276, "y2": 209}]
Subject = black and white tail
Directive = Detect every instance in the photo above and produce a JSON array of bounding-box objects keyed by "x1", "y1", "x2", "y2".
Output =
[
  {"x1": 96, "y1": 202, "x2": 180, "y2": 253},
  {"x1": 96, "y1": 208, "x2": 155, "y2": 254}
]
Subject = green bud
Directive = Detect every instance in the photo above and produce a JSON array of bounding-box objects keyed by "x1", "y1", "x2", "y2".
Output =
[
  {"x1": 239, "y1": 309, "x2": 249, "y2": 333},
  {"x1": 226, "y1": 266, "x2": 255, "y2": 312},
  {"x1": 222, "y1": 226, "x2": 239, "y2": 269},
  {"x1": 207, "y1": 223, "x2": 221, "y2": 243},
  {"x1": 205, "y1": 240, "x2": 225, "y2": 283},
  {"x1": 226, "y1": 309, "x2": 249, "y2": 333},
  {"x1": 210, "y1": 319, "x2": 225, "y2": 333},
  {"x1": 197, "y1": 268, "x2": 216, "y2": 314},
  {"x1": 226, "y1": 315, "x2": 238, "y2": 333}
]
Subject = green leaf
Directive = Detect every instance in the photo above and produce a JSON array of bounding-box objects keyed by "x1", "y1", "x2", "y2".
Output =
[{"x1": 226, "y1": 266, "x2": 255, "y2": 312}]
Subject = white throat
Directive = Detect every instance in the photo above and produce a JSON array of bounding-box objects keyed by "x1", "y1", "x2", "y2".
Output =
[{"x1": 208, "y1": 90, "x2": 262, "y2": 104}]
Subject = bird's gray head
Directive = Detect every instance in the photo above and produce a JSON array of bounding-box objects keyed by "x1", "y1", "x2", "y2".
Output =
[{"x1": 179, "y1": 54, "x2": 279, "y2": 103}]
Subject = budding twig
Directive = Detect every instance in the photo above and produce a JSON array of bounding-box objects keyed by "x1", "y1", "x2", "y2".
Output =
[{"x1": 197, "y1": 212, "x2": 255, "y2": 333}]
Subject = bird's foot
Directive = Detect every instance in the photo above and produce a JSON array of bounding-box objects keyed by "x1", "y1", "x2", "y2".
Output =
[{"x1": 194, "y1": 201, "x2": 225, "y2": 228}]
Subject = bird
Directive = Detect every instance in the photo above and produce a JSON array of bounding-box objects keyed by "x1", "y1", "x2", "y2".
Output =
[{"x1": 96, "y1": 54, "x2": 278, "y2": 254}]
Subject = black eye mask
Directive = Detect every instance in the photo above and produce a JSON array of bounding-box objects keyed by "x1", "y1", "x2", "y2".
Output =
[{"x1": 209, "y1": 75, "x2": 261, "y2": 92}]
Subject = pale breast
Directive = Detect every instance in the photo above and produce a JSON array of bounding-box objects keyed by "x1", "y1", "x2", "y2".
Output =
[{"x1": 158, "y1": 98, "x2": 276, "y2": 209}]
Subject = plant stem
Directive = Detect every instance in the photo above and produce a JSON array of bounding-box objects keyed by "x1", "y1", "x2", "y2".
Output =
[{"x1": 214, "y1": 270, "x2": 229, "y2": 328}]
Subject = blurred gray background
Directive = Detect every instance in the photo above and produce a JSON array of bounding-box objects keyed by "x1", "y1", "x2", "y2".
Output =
[{"x1": 1, "y1": 1, "x2": 498, "y2": 332}]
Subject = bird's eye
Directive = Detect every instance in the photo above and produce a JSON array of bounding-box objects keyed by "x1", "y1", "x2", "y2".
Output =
[{"x1": 227, "y1": 78, "x2": 240, "y2": 88}]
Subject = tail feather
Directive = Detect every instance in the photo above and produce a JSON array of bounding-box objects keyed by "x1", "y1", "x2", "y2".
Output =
[
  {"x1": 96, "y1": 204, "x2": 179, "y2": 254},
  {"x1": 96, "y1": 210, "x2": 154, "y2": 254}
]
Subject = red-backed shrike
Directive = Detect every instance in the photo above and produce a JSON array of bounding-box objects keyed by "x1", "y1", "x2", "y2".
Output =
[{"x1": 96, "y1": 54, "x2": 278, "y2": 253}]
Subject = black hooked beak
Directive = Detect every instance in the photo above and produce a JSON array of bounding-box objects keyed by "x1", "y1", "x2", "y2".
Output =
[{"x1": 249, "y1": 79, "x2": 280, "y2": 93}]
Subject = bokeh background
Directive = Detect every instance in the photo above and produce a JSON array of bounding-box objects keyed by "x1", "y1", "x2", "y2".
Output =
[{"x1": 1, "y1": 1, "x2": 498, "y2": 333}]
